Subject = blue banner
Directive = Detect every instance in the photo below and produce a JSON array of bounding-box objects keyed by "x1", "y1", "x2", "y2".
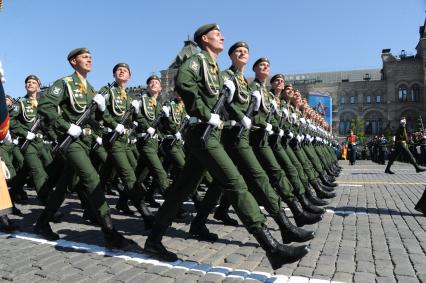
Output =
[{"x1": 308, "y1": 92, "x2": 332, "y2": 125}]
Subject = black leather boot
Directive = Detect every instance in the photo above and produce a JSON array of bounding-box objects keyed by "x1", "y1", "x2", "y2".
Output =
[
  {"x1": 100, "y1": 213, "x2": 136, "y2": 249},
  {"x1": 319, "y1": 174, "x2": 337, "y2": 187},
  {"x1": 252, "y1": 226, "x2": 309, "y2": 270},
  {"x1": 414, "y1": 187, "x2": 426, "y2": 215},
  {"x1": 52, "y1": 211, "x2": 64, "y2": 223},
  {"x1": 0, "y1": 215, "x2": 18, "y2": 232},
  {"x1": 297, "y1": 193, "x2": 325, "y2": 214},
  {"x1": 145, "y1": 226, "x2": 178, "y2": 262},
  {"x1": 34, "y1": 209, "x2": 59, "y2": 240},
  {"x1": 285, "y1": 199, "x2": 322, "y2": 227},
  {"x1": 189, "y1": 214, "x2": 218, "y2": 241},
  {"x1": 320, "y1": 181, "x2": 335, "y2": 192},
  {"x1": 273, "y1": 210, "x2": 314, "y2": 243},
  {"x1": 311, "y1": 180, "x2": 336, "y2": 199},
  {"x1": 213, "y1": 197, "x2": 238, "y2": 226},
  {"x1": 306, "y1": 183, "x2": 328, "y2": 206},
  {"x1": 116, "y1": 194, "x2": 134, "y2": 216},
  {"x1": 131, "y1": 197, "x2": 155, "y2": 230},
  {"x1": 415, "y1": 166, "x2": 426, "y2": 173}
]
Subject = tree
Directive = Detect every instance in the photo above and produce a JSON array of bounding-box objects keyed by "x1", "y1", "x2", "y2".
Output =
[{"x1": 350, "y1": 116, "x2": 366, "y2": 144}]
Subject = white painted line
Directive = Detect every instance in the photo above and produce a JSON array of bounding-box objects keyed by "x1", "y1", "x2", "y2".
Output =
[
  {"x1": 0, "y1": 231, "x2": 346, "y2": 283},
  {"x1": 338, "y1": 184, "x2": 363, "y2": 187}
]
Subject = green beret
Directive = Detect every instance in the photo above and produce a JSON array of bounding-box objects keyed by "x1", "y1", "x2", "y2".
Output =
[
  {"x1": 228, "y1": 41, "x2": 249, "y2": 56},
  {"x1": 194, "y1": 23, "x2": 220, "y2": 47},
  {"x1": 146, "y1": 75, "x2": 161, "y2": 85},
  {"x1": 113, "y1": 63, "x2": 131, "y2": 74},
  {"x1": 270, "y1": 74, "x2": 285, "y2": 84},
  {"x1": 252, "y1": 57, "x2": 270, "y2": 71},
  {"x1": 67, "y1": 48, "x2": 90, "y2": 61},
  {"x1": 25, "y1": 75, "x2": 41, "y2": 86}
]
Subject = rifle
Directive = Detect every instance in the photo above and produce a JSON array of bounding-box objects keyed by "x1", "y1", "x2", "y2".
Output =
[
  {"x1": 234, "y1": 97, "x2": 257, "y2": 145},
  {"x1": 107, "y1": 107, "x2": 136, "y2": 146},
  {"x1": 168, "y1": 115, "x2": 189, "y2": 148},
  {"x1": 420, "y1": 116, "x2": 425, "y2": 132},
  {"x1": 141, "y1": 111, "x2": 165, "y2": 144},
  {"x1": 20, "y1": 117, "x2": 42, "y2": 151},
  {"x1": 262, "y1": 102, "x2": 275, "y2": 141},
  {"x1": 53, "y1": 81, "x2": 116, "y2": 155},
  {"x1": 200, "y1": 75, "x2": 236, "y2": 149}
]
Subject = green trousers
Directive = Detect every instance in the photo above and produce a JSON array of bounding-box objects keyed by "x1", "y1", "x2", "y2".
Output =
[
  {"x1": 23, "y1": 141, "x2": 52, "y2": 198},
  {"x1": 46, "y1": 139, "x2": 110, "y2": 217},
  {"x1": 270, "y1": 136, "x2": 305, "y2": 195},
  {"x1": 250, "y1": 130, "x2": 294, "y2": 202},
  {"x1": 154, "y1": 125, "x2": 265, "y2": 233},
  {"x1": 136, "y1": 138, "x2": 169, "y2": 194}
]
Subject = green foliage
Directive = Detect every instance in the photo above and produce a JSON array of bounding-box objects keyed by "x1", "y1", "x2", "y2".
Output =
[{"x1": 350, "y1": 116, "x2": 366, "y2": 144}]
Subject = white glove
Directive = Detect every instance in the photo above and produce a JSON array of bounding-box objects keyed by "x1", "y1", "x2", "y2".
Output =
[
  {"x1": 93, "y1": 94, "x2": 106, "y2": 112},
  {"x1": 133, "y1": 121, "x2": 138, "y2": 127},
  {"x1": 147, "y1": 127, "x2": 156, "y2": 136},
  {"x1": 223, "y1": 79, "x2": 236, "y2": 103},
  {"x1": 131, "y1": 100, "x2": 140, "y2": 114},
  {"x1": 96, "y1": 136, "x2": 103, "y2": 145},
  {"x1": 12, "y1": 139, "x2": 19, "y2": 145},
  {"x1": 265, "y1": 123, "x2": 272, "y2": 132},
  {"x1": 299, "y1": 117, "x2": 306, "y2": 124},
  {"x1": 287, "y1": 132, "x2": 294, "y2": 139},
  {"x1": 67, "y1": 124, "x2": 82, "y2": 138},
  {"x1": 3, "y1": 131, "x2": 12, "y2": 144},
  {"x1": 271, "y1": 99, "x2": 278, "y2": 111},
  {"x1": 208, "y1": 113, "x2": 221, "y2": 128},
  {"x1": 175, "y1": 132, "x2": 182, "y2": 140},
  {"x1": 278, "y1": 129, "x2": 284, "y2": 137},
  {"x1": 26, "y1": 132, "x2": 35, "y2": 140},
  {"x1": 251, "y1": 91, "x2": 261, "y2": 112},
  {"x1": 282, "y1": 107, "x2": 289, "y2": 118},
  {"x1": 297, "y1": 135, "x2": 303, "y2": 143},
  {"x1": 392, "y1": 136, "x2": 396, "y2": 142},
  {"x1": 241, "y1": 116, "x2": 252, "y2": 130},
  {"x1": 307, "y1": 119, "x2": 312, "y2": 125},
  {"x1": 400, "y1": 119, "x2": 406, "y2": 126},
  {"x1": 291, "y1": 113, "x2": 297, "y2": 121},
  {"x1": 162, "y1": 105, "x2": 170, "y2": 117},
  {"x1": 305, "y1": 134, "x2": 311, "y2": 141},
  {"x1": 115, "y1": 123, "x2": 125, "y2": 134},
  {"x1": 185, "y1": 114, "x2": 191, "y2": 120}
]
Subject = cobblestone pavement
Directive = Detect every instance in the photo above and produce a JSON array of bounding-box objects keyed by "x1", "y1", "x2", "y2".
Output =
[{"x1": 2, "y1": 160, "x2": 426, "y2": 283}]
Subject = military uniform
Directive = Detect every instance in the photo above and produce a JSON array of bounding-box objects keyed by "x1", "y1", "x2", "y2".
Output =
[
  {"x1": 145, "y1": 26, "x2": 309, "y2": 268},
  {"x1": 10, "y1": 94, "x2": 53, "y2": 202},
  {"x1": 36, "y1": 48, "x2": 132, "y2": 248}
]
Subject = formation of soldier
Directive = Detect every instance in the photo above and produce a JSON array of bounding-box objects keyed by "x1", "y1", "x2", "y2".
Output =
[{"x1": 0, "y1": 23, "x2": 344, "y2": 270}]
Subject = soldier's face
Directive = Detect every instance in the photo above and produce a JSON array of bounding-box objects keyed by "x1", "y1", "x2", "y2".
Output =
[
  {"x1": 284, "y1": 87, "x2": 293, "y2": 98},
  {"x1": 114, "y1": 67, "x2": 131, "y2": 83},
  {"x1": 71, "y1": 53, "x2": 92, "y2": 73},
  {"x1": 230, "y1": 47, "x2": 249, "y2": 66},
  {"x1": 25, "y1": 79, "x2": 40, "y2": 93},
  {"x1": 272, "y1": 78, "x2": 285, "y2": 92},
  {"x1": 202, "y1": 30, "x2": 224, "y2": 53},
  {"x1": 148, "y1": 79, "x2": 162, "y2": 94},
  {"x1": 254, "y1": 62, "x2": 270, "y2": 77}
]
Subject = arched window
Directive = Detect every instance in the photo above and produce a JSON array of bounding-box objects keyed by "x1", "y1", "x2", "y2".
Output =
[
  {"x1": 398, "y1": 85, "x2": 407, "y2": 102},
  {"x1": 340, "y1": 96, "x2": 345, "y2": 104},
  {"x1": 410, "y1": 84, "x2": 421, "y2": 102},
  {"x1": 364, "y1": 112, "x2": 383, "y2": 135},
  {"x1": 366, "y1": 95, "x2": 371, "y2": 104}
]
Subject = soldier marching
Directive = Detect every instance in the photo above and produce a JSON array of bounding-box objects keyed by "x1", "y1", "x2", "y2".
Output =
[{"x1": 0, "y1": 24, "x2": 346, "y2": 269}]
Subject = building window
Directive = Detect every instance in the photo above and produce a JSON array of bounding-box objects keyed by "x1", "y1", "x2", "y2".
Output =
[
  {"x1": 410, "y1": 84, "x2": 420, "y2": 102},
  {"x1": 365, "y1": 119, "x2": 383, "y2": 135},
  {"x1": 366, "y1": 96, "x2": 371, "y2": 104},
  {"x1": 340, "y1": 97, "x2": 345, "y2": 104},
  {"x1": 339, "y1": 121, "x2": 351, "y2": 135},
  {"x1": 398, "y1": 85, "x2": 407, "y2": 102},
  {"x1": 350, "y1": 96, "x2": 355, "y2": 104},
  {"x1": 376, "y1": 95, "x2": 381, "y2": 103}
]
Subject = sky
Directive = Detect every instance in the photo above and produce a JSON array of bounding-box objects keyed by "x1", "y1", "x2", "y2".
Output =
[{"x1": 0, "y1": 0, "x2": 425, "y2": 97}]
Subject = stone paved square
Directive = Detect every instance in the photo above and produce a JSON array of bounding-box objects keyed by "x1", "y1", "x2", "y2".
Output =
[{"x1": 1, "y1": 160, "x2": 426, "y2": 282}]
